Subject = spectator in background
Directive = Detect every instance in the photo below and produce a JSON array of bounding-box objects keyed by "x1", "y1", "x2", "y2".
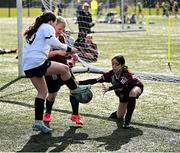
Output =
[
  {"x1": 77, "y1": 2, "x2": 95, "y2": 38},
  {"x1": 162, "y1": 1, "x2": 169, "y2": 17},
  {"x1": 173, "y1": 0, "x2": 179, "y2": 18},
  {"x1": 129, "y1": 13, "x2": 137, "y2": 24},
  {"x1": 75, "y1": 2, "x2": 95, "y2": 49},
  {"x1": 137, "y1": 2, "x2": 144, "y2": 19},
  {"x1": 97, "y1": 2, "x2": 104, "y2": 19},
  {"x1": 64, "y1": 29, "x2": 75, "y2": 47},
  {"x1": 123, "y1": 3, "x2": 128, "y2": 23},
  {"x1": 155, "y1": 1, "x2": 160, "y2": 15},
  {"x1": 76, "y1": 34, "x2": 98, "y2": 62},
  {"x1": 104, "y1": 12, "x2": 117, "y2": 23},
  {"x1": 91, "y1": 0, "x2": 98, "y2": 19}
]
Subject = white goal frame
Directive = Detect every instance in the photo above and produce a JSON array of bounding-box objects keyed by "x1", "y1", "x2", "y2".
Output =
[{"x1": 16, "y1": 0, "x2": 23, "y2": 77}]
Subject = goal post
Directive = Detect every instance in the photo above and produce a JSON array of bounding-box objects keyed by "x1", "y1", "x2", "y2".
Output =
[{"x1": 16, "y1": 0, "x2": 24, "y2": 77}]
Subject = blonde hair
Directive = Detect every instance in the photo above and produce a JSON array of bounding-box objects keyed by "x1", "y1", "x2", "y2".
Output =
[
  {"x1": 86, "y1": 34, "x2": 93, "y2": 38},
  {"x1": 56, "y1": 16, "x2": 67, "y2": 27}
]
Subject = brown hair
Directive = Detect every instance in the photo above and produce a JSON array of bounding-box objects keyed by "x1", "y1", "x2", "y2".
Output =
[
  {"x1": 24, "y1": 11, "x2": 56, "y2": 40},
  {"x1": 112, "y1": 55, "x2": 125, "y2": 65}
]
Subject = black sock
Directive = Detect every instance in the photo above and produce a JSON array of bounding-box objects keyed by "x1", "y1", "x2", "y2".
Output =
[
  {"x1": 35, "y1": 97, "x2": 45, "y2": 120},
  {"x1": 45, "y1": 99, "x2": 54, "y2": 114},
  {"x1": 64, "y1": 77, "x2": 78, "y2": 90},
  {"x1": 125, "y1": 97, "x2": 136, "y2": 124},
  {"x1": 70, "y1": 95, "x2": 79, "y2": 115}
]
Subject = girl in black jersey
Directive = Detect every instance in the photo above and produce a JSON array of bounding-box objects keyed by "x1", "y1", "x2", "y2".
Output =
[
  {"x1": 43, "y1": 16, "x2": 83, "y2": 125},
  {"x1": 79, "y1": 55, "x2": 144, "y2": 128}
]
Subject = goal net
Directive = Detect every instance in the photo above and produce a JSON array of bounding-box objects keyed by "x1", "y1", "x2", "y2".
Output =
[
  {"x1": 2, "y1": 0, "x2": 179, "y2": 82},
  {"x1": 40, "y1": 0, "x2": 146, "y2": 33}
]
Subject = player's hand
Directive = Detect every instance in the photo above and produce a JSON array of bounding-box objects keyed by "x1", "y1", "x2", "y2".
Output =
[
  {"x1": 72, "y1": 54, "x2": 78, "y2": 61},
  {"x1": 102, "y1": 83, "x2": 109, "y2": 95},
  {"x1": 71, "y1": 47, "x2": 78, "y2": 54}
]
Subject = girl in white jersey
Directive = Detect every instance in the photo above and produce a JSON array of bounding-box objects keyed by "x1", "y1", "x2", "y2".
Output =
[{"x1": 23, "y1": 12, "x2": 86, "y2": 133}]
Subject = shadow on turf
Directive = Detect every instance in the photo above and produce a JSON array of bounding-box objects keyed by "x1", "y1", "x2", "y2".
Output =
[
  {"x1": 0, "y1": 87, "x2": 33, "y2": 99},
  {"x1": 0, "y1": 77, "x2": 22, "y2": 91},
  {"x1": 91, "y1": 121, "x2": 143, "y2": 151},
  {"x1": 18, "y1": 126, "x2": 89, "y2": 152},
  {"x1": 18, "y1": 121, "x2": 143, "y2": 152},
  {"x1": 0, "y1": 99, "x2": 180, "y2": 134}
]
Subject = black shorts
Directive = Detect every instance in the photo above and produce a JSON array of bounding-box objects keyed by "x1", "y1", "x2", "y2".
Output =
[
  {"x1": 116, "y1": 84, "x2": 144, "y2": 103},
  {"x1": 45, "y1": 75, "x2": 65, "y2": 93},
  {"x1": 24, "y1": 60, "x2": 51, "y2": 78},
  {"x1": 116, "y1": 91, "x2": 129, "y2": 103}
]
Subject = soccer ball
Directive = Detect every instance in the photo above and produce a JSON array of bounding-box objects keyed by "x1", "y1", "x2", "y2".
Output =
[{"x1": 70, "y1": 85, "x2": 93, "y2": 104}]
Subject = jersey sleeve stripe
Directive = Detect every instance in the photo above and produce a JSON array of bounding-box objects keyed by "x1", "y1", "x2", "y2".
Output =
[{"x1": 45, "y1": 35, "x2": 53, "y2": 39}]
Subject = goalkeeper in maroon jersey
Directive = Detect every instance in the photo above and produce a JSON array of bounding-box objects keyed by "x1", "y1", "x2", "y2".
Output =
[
  {"x1": 79, "y1": 55, "x2": 144, "y2": 128},
  {"x1": 43, "y1": 16, "x2": 84, "y2": 126}
]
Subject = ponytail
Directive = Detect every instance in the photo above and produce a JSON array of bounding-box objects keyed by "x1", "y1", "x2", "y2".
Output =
[{"x1": 24, "y1": 11, "x2": 56, "y2": 40}]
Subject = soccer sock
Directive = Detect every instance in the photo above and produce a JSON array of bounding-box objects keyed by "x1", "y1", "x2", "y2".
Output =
[
  {"x1": 125, "y1": 97, "x2": 136, "y2": 124},
  {"x1": 70, "y1": 95, "x2": 79, "y2": 115},
  {"x1": 64, "y1": 77, "x2": 78, "y2": 90},
  {"x1": 45, "y1": 99, "x2": 54, "y2": 114},
  {"x1": 35, "y1": 97, "x2": 45, "y2": 120}
]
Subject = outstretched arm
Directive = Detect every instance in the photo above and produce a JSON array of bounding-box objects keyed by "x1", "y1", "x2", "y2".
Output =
[
  {"x1": 79, "y1": 70, "x2": 113, "y2": 85},
  {"x1": 102, "y1": 82, "x2": 123, "y2": 94},
  {"x1": 48, "y1": 50, "x2": 66, "y2": 58},
  {"x1": 79, "y1": 76, "x2": 105, "y2": 85},
  {"x1": 108, "y1": 82, "x2": 123, "y2": 91}
]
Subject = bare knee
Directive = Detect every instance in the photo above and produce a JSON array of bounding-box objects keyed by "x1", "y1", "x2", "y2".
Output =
[
  {"x1": 129, "y1": 86, "x2": 142, "y2": 97},
  {"x1": 63, "y1": 65, "x2": 70, "y2": 73},
  {"x1": 61, "y1": 65, "x2": 71, "y2": 80},
  {"x1": 129, "y1": 91, "x2": 137, "y2": 97},
  {"x1": 37, "y1": 89, "x2": 48, "y2": 99}
]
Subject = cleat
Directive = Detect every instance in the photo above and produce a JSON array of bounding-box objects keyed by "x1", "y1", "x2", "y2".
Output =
[
  {"x1": 43, "y1": 112, "x2": 52, "y2": 122},
  {"x1": 109, "y1": 111, "x2": 123, "y2": 122},
  {"x1": 32, "y1": 121, "x2": 52, "y2": 133},
  {"x1": 122, "y1": 121, "x2": 130, "y2": 129},
  {"x1": 109, "y1": 111, "x2": 117, "y2": 119},
  {"x1": 70, "y1": 114, "x2": 83, "y2": 125}
]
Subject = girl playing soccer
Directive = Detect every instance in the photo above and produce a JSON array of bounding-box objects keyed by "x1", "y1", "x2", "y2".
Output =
[{"x1": 79, "y1": 55, "x2": 144, "y2": 128}]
